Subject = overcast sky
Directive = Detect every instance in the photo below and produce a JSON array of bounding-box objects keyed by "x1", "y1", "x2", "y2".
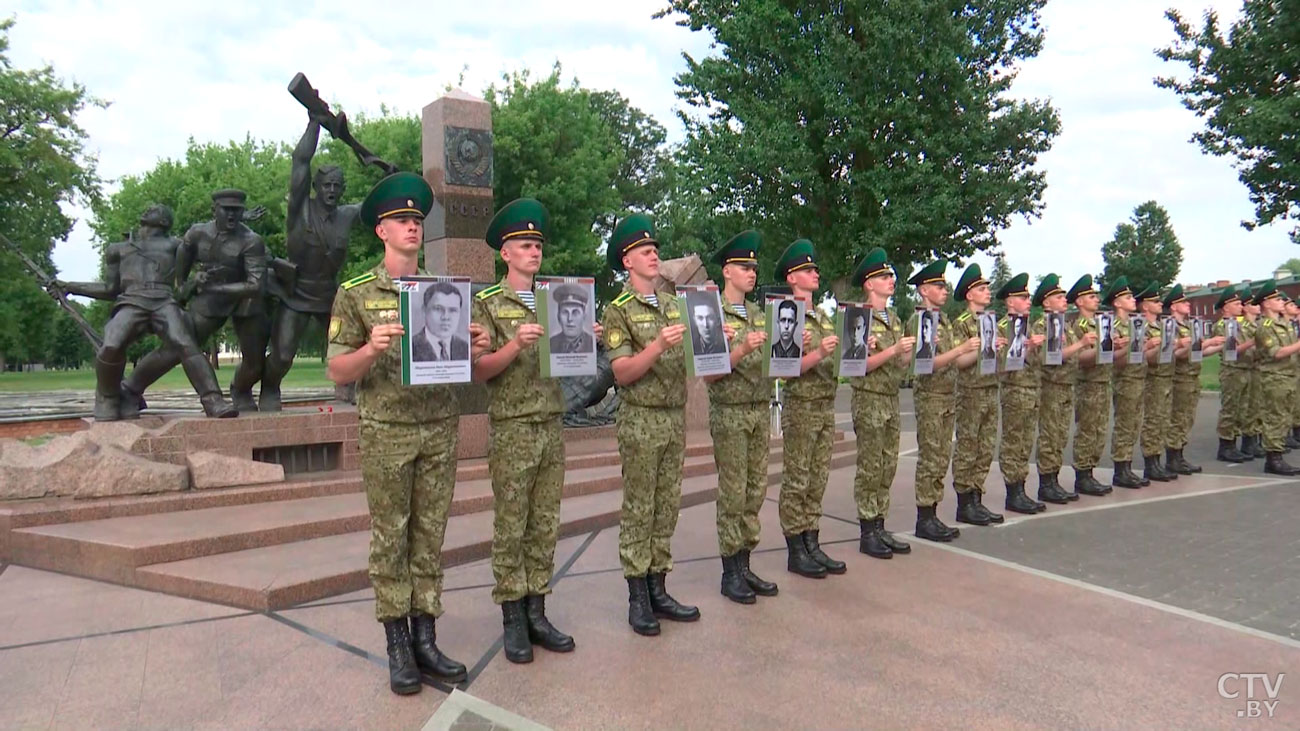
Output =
[{"x1": 9, "y1": 0, "x2": 1292, "y2": 287}]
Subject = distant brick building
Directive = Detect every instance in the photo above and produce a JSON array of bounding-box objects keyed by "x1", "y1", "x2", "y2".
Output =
[{"x1": 1183, "y1": 267, "x2": 1300, "y2": 318}]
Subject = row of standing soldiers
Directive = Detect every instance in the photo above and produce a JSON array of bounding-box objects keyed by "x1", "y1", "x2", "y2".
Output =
[{"x1": 327, "y1": 171, "x2": 1300, "y2": 695}]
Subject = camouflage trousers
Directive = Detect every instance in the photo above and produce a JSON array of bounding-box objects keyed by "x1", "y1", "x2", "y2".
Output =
[
  {"x1": 1246, "y1": 369, "x2": 1264, "y2": 435},
  {"x1": 617, "y1": 404, "x2": 685, "y2": 577},
  {"x1": 852, "y1": 389, "x2": 900, "y2": 521},
  {"x1": 710, "y1": 401, "x2": 769, "y2": 556},
  {"x1": 1293, "y1": 370, "x2": 1300, "y2": 427},
  {"x1": 489, "y1": 417, "x2": 563, "y2": 604},
  {"x1": 1110, "y1": 376, "x2": 1145, "y2": 462},
  {"x1": 1036, "y1": 381, "x2": 1073, "y2": 474},
  {"x1": 1261, "y1": 373, "x2": 1296, "y2": 452},
  {"x1": 360, "y1": 416, "x2": 458, "y2": 622},
  {"x1": 914, "y1": 389, "x2": 956, "y2": 507},
  {"x1": 953, "y1": 386, "x2": 998, "y2": 495},
  {"x1": 1167, "y1": 376, "x2": 1199, "y2": 450},
  {"x1": 779, "y1": 397, "x2": 835, "y2": 535},
  {"x1": 1141, "y1": 374, "x2": 1172, "y2": 458},
  {"x1": 999, "y1": 385, "x2": 1039, "y2": 484},
  {"x1": 1072, "y1": 380, "x2": 1111, "y2": 470},
  {"x1": 1216, "y1": 366, "x2": 1247, "y2": 440}
]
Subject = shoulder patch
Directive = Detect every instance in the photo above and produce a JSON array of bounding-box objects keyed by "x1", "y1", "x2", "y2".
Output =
[
  {"x1": 1264, "y1": 318, "x2": 1273, "y2": 326},
  {"x1": 613, "y1": 291, "x2": 635, "y2": 307},
  {"x1": 956, "y1": 312, "x2": 971, "y2": 322},
  {"x1": 476, "y1": 284, "x2": 502, "y2": 301},
  {"x1": 341, "y1": 272, "x2": 376, "y2": 290}
]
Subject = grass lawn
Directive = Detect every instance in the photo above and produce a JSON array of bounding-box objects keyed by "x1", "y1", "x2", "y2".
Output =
[
  {"x1": 1200, "y1": 354, "x2": 1221, "y2": 391},
  {"x1": 0, "y1": 360, "x2": 333, "y2": 393}
]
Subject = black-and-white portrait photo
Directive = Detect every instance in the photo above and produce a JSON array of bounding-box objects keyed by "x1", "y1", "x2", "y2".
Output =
[
  {"x1": 1224, "y1": 317, "x2": 1238, "y2": 362},
  {"x1": 978, "y1": 311, "x2": 997, "y2": 375},
  {"x1": 400, "y1": 276, "x2": 472, "y2": 385},
  {"x1": 687, "y1": 289, "x2": 727, "y2": 356},
  {"x1": 1097, "y1": 313, "x2": 1114, "y2": 365},
  {"x1": 1005, "y1": 315, "x2": 1027, "y2": 371},
  {"x1": 1190, "y1": 317, "x2": 1204, "y2": 362},
  {"x1": 1045, "y1": 312, "x2": 1064, "y2": 366},
  {"x1": 537, "y1": 277, "x2": 597, "y2": 378},
  {"x1": 1159, "y1": 316, "x2": 1176, "y2": 364},
  {"x1": 837, "y1": 304, "x2": 869, "y2": 378},
  {"x1": 914, "y1": 310, "x2": 937, "y2": 375},
  {"x1": 1129, "y1": 316, "x2": 1147, "y2": 365},
  {"x1": 765, "y1": 295, "x2": 804, "y2": 378}
]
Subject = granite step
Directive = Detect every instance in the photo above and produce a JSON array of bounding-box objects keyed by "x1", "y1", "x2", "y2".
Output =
[
  {"x1": 7, "y1": 440, "x2": 848, "y2": 578},
  {"x1": 133, "y1": 447, "x2": 857, "y2": 610}
]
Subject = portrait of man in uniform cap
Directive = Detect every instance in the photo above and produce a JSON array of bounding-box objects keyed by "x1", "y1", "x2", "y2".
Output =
[
  {"x1": 687, "y1": 290, "x2": 727, "y2": 355},
  {"x1": 413, "y1": 281, "x2": 470, "y2": 362},
  {"x1": 548, "y1": 282, "x2": 594, "y2": 354}
]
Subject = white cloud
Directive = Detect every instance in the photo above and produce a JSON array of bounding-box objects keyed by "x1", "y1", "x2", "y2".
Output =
[{"x1": 7, "y1": 0, "x2": 1292, "y2": 288}]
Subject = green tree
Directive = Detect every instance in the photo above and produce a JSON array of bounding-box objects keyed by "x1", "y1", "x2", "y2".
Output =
[
  {"x1": 45, "y1": 303, "x2": 95, "y2": 369},
  {"x1": 1277, "y1": 258, "x2": 1300, "y2": 278},
  {"x1": 1100, "y1": 201, "x2": 1183, "y2": 293},
  {"x1": 1156, "y1": 2, "x2": 1300, "y2": 242},
  {"x1": 989, "y1": 252, "x2": 1013, "y2": 316},
  {"x1": 0, "y1": 18, "x2": 102, "y2": 368},
  {"x1": 661, "y1": 0, "x2": 1061, "y2": 286}
]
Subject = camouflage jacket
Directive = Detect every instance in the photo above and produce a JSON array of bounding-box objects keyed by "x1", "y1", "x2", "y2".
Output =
[
  {"x1": 1241, "y1": 317, "x2": 1260, "y2": 368},
  {"x1": 708, "y1": 299, "x2": 767, "y2": 406},
  {"x1": 953, "y1": 309, "x2": 997, "y2": 390},
  {"x1": 327, "y1": 264, "x2": 458, "y2": 424},
  {"x1": 853, "y1": 306, "x2": 905, "y2": 396},
  {"x1": 785, "y1": 304, "x2": 837, "y2": 402},
  {"x1": 472, "y1": 279, "x2": 563, "y2": 422},
  {"x1": 907, "y1": 310, "x2": 956, "y2": 395},
  {"x1": 601, "y1": 286, "x2": 686, "y2": 408},
  {"x1": 1256, "y1": 316, "x2": 1296, "y2": 377}
]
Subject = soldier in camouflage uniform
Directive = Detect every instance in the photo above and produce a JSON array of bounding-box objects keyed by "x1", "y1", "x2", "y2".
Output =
[
  {"x1": 906, "y1": 260, "x2": 974, "y2": 542},
  {"x1": 601, "y1": 213, "x2": 699, "y2": 636},
  {"x1": 850, "y1": 248, "x2": 916, "y2": 557},
  {"x1": 1285, "y1": 296, "x2": 1300, "y2": 449},
  {"x1": 1213, "y1": 287, "x2": 1251, "y2": 462},
  {"x1": 1034, "y1": 274, "x2": 1094, "y2": 503},
  {"x1": 471, "y1": 198, "x2": 577, "y2": 664},
  {"x1": 1166, "y1": 285, "x2": 1223, "y2": 474},
  {"x1": 1241, "y1": 293, "x2": 1267, "y2": 458},
  {"x1": 996, "y1": 273, "x2": 1047, "y2": 512},
  {"x1": 1066, "y1": 274, "x2": 1114, "y2": 497},
  {"x1": 949, "y1": 264, "x2": 1007, "y2": 524},
  {"x1": 775, "y1": 239, "x2": 845, "y2": 577},
  {"x1": 704, "y1": 230, "x2": 779, "y2": 602},
  {"x1": 1104, "y1": 277, "x2": 1154, "y2": 488},
  {"x1": 326, "y1": 173, "x2": 487, "y2": 694},
  {"x1": 1252, "y1": 281, "x2": 1300, "y2": 474},
  {"x1": 1138, "y1": 285, "x2": 1181, "y2": 482}
]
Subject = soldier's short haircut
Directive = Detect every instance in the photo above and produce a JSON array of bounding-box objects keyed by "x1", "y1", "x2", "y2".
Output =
[
  {"x1": 423, "y1": 281, "x2": 462, "y2": 308},
  {"x1": 778, "y1": 300, "x2": 797, "y2": 318}
]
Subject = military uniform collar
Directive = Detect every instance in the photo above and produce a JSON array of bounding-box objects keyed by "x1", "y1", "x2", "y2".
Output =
[
  {"x1": 371, "y1": 262, "x2": 425, "y2": 293},
  {"x1": 624, "y1": 285, "x2": 664, "y2": 309},
  {"x1": 721, "y1": 298, "x2": 750, "y2": 318},
  {"x1": 496, "y1": 277, "x2": 532, "y2": 309}
]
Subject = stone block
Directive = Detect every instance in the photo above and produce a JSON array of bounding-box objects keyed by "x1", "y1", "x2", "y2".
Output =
[
  {"x1": 186, "y1": 451, "x2": 285, "y2": 490},
  {"x1": 0, "y1": 431, "x2": 188, "y2": 500}
]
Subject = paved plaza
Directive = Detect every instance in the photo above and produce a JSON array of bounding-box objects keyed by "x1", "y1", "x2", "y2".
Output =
[{"x1": 1, "y1": 392, "x2": 1296, "y2": 728}]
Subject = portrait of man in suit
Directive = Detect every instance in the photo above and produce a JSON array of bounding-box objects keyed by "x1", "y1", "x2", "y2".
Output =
[
  {"x1": 771, "y1": 299, "x2": 801, "y2": 358},
  {"x1": 979, "y1": 313, "x2": 996, "y2": 361},
  {"x1": 1008, "y1": 316, "x2": 1026, "y2": 360},
  {"x1": 1098, "y1": 315, "x2": 1114, "y2": 354},
  {"x1": 548, "y1": 283, "x2": 594, "y2": 354},
  {"x1": 843, "y1": 307, "x2": 868, "y2": 360},
  {"x1": 412, "y1": 281, "x2": 469, "y2": 362},
  {"x1": 688, "y1": 291, "x2": 727, "y2": 355},
  {"x1": 915, "y1": 312, "x2": 935, "y2": 360}
]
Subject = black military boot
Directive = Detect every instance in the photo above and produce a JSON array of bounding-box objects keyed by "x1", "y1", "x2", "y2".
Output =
[
  {"x1": 1251, "y1": 434, "x2": 1267, "y2": 458},
  {"x1": 737, "y1": 549, "x2": 778, "y2": 596},
  {"x1": 1285, "y1": 429, "x2": 1300, "y2": 449},
  {"x1": 876, "y1": 519, "x2": 912, "y2": 553},
  {"x1": 1142, "y1": 455, "x2": 1173, "y2": 482},
  {"x1": 1111, "y1": 461, "x2": 1143, "y2": 488},
  {"x1": 972, "y1": 491, "x2": 1005, "y2": 523},
  {"x1": 803, "y1": 530, "x2": 847, "y2": 574},
  {"x1": 720, "y1": 554, "x2": 757, "y2": 604},
  {"x1": 1264, "y1": 451, "x2": 1300, "y2": 476},
  {"x1": 1004, "y1": 481, "x2": 1041, "y2": 514},
  {"x1": 1037, "y1": 472, "x2": 1071, "y2": 504},
  {"x1": 1239, "y1": 435, "x2": 1256, "y2": 461},
  {"x1": 383, "y1": 618, "x2": 422, "y2": 695},
  {"x1": 1175, "y1": 447, "x2": 1202, "y2": 474},
  {"x1": 626, "y1": 577, "x2": 660, "y2": 636},
  {"x1": 955, "y1": 491, "x2": 991, "y2": 526},
  {"x1": 1216, "y1": 438, "x2": 1248, "y2": 463},
  {"x1": 646, "y1": 573, "x2": 700, "y2": 622},
  {"x1": 1074, "y1": 468, "x2": 1111, "y2": 496},
  {"x1": 915, "y1": 504, "x2": 960, "y2": 542},
  {"x1": 500, "y1": 600, "x2": 533, "y2": 664},
  {"x1": 858, "y1": 518, "x2": 893, "y2": 559},
  {"x1": 785, "y1": 533, "x2": 828, "y2": 578},
  {"x1": 410, "y1": 613, "x2": 467, "y2": 683},
  {"x1": 524, "y1": 595, "x2": 575, "y2": 653}
]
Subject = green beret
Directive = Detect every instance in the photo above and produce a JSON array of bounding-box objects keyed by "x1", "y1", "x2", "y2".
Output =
[
  {"x1": 607, "y1": 213, "x2": 658, "y2": 272},
  {"x1": 1161, "y1": 284, "x2": 1187, "y2": 307},
  {"x1": 361, "y1": 172, "x2": 433, "y2": 228},
  {"x1": 1133, "y1": 283, "x2": 1160, "y2": 304},
  {"x1": 907, "y1": 260, "x2": 948, "y2": 287},
  {"x1": 1032, "y1": 273, "x2": 1064, "y2": 307},
  {"x1": 485, "y1": 198, "x2": 549, "y2": 250},
  {"x1": 1066, "y1": 274, "x2": 1097, "y2": 304},
  {"x1": 1253, "y1": 280, "x2": 1278, "y2": 306},
  {"x1": 775, "y1": 238, "x2": 818, "y2": 281},
  {"x1": 1101, "y1": 275, "x2": 1131, "y2": 306},
  {"x1": 997, "y1": 272, "x2": 1030, "y2": 300},
  {"x1": 552, "y1": 282, "x2": 588, "y2": 309},
  {"x1": 851, "y1": 247, "x2": 891, "y2": 287},
  {"x1": 1214, "y1": 285, "x2": 1240, "y2": 310},
  {"x1": 713, "y1": 230, "x2": 761, "y2": 267},
  {"x1": 954, "y1": 264, "x2": 987, "y2": 302}
]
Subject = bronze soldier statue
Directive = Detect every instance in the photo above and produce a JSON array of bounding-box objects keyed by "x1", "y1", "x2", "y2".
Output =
[
  {"x1": 122, "y1": 189, "x2": 267, "y2": 408},
  {"x1": 257, "y1": 110, "x2": 363, "y2": 411},
  {"x1": 53, "y1": 205, "x2": 237, "y2": 420}
]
